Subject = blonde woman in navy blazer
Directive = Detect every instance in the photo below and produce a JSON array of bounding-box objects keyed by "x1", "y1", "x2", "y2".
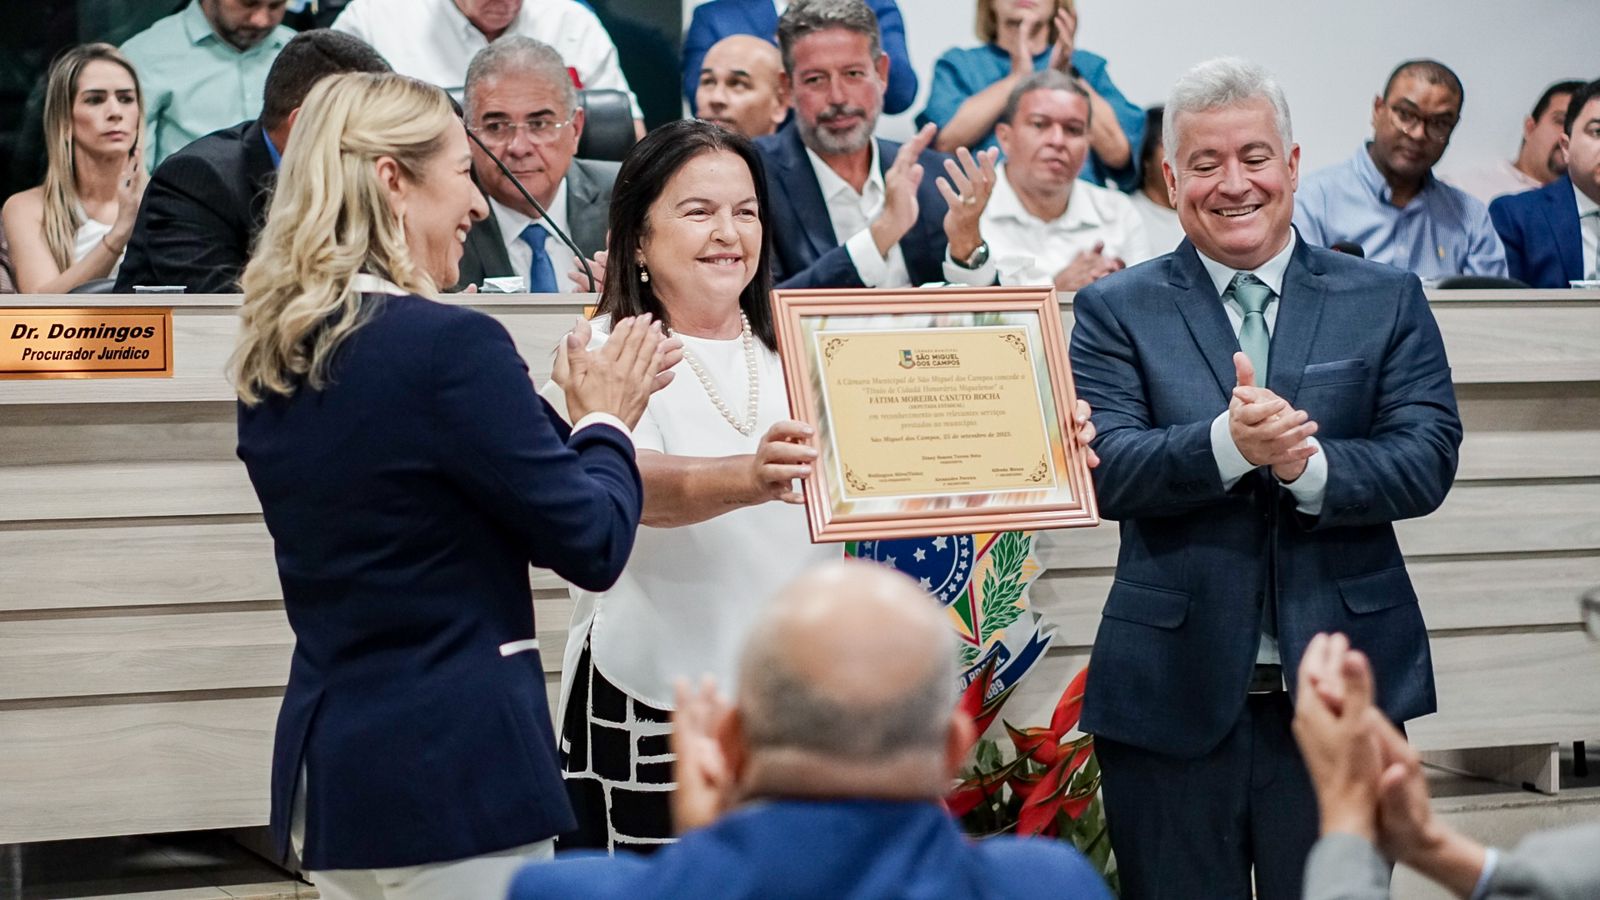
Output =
[{"x1": 231, "y1": 71, "x2": 677, "y2": 899}]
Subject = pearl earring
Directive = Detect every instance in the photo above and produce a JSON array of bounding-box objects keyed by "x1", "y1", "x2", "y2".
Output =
[{"x1": 639, "y1": 266, "x2": 650, "y2": 283}]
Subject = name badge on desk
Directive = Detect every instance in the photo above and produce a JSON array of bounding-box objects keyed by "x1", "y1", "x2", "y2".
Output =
[{"x1": 0, "y1": 308, "x2": 173, "y2": 379}]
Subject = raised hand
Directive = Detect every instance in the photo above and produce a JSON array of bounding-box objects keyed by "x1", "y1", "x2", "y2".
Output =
[
  {"x1": 749, "y1": 419, "x2": 816, "y2": 504},
  {"x1": 870, "y1": 123, "x2": 934, "y2": 258},
  {"x1": 937, "y1": 146, "x2": 998, "y2": 263},
  {"x1": 1229, "y1": 352, "x2": 1318, "y2": 479},
  {"x1": 1052, "y1": 241, "x2": 1125, "y2": 291},
  {"x1": 109, "y1": 147, "x2": 146, "y2": 250}
]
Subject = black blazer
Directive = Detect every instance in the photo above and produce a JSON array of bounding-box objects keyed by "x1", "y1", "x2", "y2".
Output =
[
  {"x1": 1069, "y1": 239, "x2": 1462, "y2": 757},
  {"x1": 754, "y1": 122, "x2": 951, "y2": 289},
  {"x1": 116, "y1": 119, "x2": 275, "y2": 293},
  {"x1": 238, "y1": 292, "x2": 643, "y2": 869},
  {"x1": 454, "y1": 157, "x2": 620, "y2": 291}
]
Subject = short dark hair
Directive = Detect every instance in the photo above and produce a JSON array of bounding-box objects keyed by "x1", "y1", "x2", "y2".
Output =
[
  {"x1": 998, "y1": 69, "x2": 1090, "y2": 126},
  {"x1": 1564, "y1": 79, "x2": 1600, "y2": 136},
  {"x1": 1381, "y1": 59, "x2": 1464, "y2": 111},
  {"x1": 1532, "y1": 80, "x2": 1586, "y2": 122},
  {"x1": 598, "y1": 120, "x2": 777, "y2": 350},
  {"x1": 776, "y1": 0, "x2": 882, "y2": 76},
  {"x1": 260, "y1": 30, "x2": 391, "y2": 129},
  {"x1": 1140, "y1": 104, "x2": 1165, "y2": 170}
]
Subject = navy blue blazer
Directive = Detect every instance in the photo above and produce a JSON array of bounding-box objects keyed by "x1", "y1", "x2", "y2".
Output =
[
  {"x1": 1489, "y1": 174, "x2": 1586, "y2": 288},
  {"x1": 1069, "y1": 239, "x2": 1462, "y2": 758},
  {"x1": 238, "y1": 293, "x2": 643, "y2": 870},
  {"x1": 756, "y1": 123, "x2": 951, "y2": 289},
  {"x1": 508, "y1": 799, "x2": 1111, "y2": 899},
  {"x1": 682, "y1": 0, "x2": 917, "y2": 117}
]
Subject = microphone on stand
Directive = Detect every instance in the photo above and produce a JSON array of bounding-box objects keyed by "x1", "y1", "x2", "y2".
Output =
[{"x1": 454, "y1": 105, "x2": 597, "y2": 293}]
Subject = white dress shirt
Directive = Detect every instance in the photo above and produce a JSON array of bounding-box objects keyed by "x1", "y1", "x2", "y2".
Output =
[
  {"x1": 803, "y1": 142, "x2": 998, "y2": 288},
  {"x1": 1196, "y1": 236, "x2": 1330, "y2": 667},
  {"x1": 1575, "y1": 180, "x2": 1600, "y2": 281},
  {"x1": 982, "y1": 165, "x2": 1149, "y2": 285},
  {"x1": 489, "y1": 180, "x2": 575, "y2": 292},
  {"x1": 331, "y1": 0, "x2": 641, "y2": 118},
  {"x1": 1129, "y1": 190, "x2": 1186, "y2": 263},
  {"x1": 1441, "y1": 159, "x2": 1540, "y2": 205}
]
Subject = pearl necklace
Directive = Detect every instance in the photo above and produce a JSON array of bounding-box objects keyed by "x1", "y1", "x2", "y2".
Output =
[{"x1": 678, "y1": 312, "x2": 759, "y2": 437}]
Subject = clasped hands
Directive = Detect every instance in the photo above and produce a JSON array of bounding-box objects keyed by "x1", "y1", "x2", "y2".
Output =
[
  {"x1": 1228, "y1": 351, "x2": 1317, "y2": 483},
  {"x1": 1294, "y1": 635, "x2": 1483, "y2": 892}
]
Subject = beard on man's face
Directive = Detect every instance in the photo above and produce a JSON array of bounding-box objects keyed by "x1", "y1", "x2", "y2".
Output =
[{"x1": 800, "y1": 102, "x2": 878, "y2": 156}]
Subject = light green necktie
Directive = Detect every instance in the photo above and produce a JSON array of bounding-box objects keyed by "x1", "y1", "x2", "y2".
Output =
[{"x1": 1230, "y1": 273, "x2": 1274, "y2": 380}]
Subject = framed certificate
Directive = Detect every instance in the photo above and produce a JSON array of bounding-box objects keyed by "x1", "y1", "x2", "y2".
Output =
[{"x1": 772, "y1": 286, "x2": 1098, "y2": 542}]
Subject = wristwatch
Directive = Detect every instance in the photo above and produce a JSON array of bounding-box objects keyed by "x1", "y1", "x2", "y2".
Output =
[{"x1": 954, "y1": 240, "x2": 990, "y2": 270}]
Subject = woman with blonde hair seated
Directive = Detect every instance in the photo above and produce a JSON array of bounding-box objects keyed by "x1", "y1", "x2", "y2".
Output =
[
  {"x1": 232, "y1": 71, "x2": 677, "y2": 899},
  {"x1": 2, "y1": 43, "x2": 146, "y2": 292}
]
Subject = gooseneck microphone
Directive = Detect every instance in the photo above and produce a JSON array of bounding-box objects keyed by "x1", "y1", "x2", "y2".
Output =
[{"x1": 462, "y1": 127, "x2": 598, "y2": 293}]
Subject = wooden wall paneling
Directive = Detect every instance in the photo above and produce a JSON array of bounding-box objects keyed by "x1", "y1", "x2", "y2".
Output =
[
  {"x1": 0, "y1": 696, "x2": 280, "y2": 844},
  {"x1": 1411, "y1": 632, "x2": 1600, "y2": 752},
  {"x1": 0, "y1": 609, "x2": 293, "y2": 701},
  {"x1": 0, "y1": 522, "x2": 279, "y2": 614}
]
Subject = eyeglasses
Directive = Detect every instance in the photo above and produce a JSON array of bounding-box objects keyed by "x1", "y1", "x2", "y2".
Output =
[
  {"x1": 1386, "y1": 103, "x2": 1458, "y2": 143},
  {"x1": 473, "y1": 115, "x2": 575, "y2": 146},
  {"x1": 1583, "y1": 586, "x2": 1600, "y2": 642}
]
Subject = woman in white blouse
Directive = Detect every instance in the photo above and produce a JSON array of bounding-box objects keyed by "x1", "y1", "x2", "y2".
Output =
[
  {"x1": 554, "y1": 119, "x2": 837, "y2": 852},
  {"x1": 3, "y1": 43, "x2": 146, "y2": 293}
]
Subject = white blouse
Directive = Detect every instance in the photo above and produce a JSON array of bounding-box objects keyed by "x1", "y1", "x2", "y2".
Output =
[{"x1": 551, "y1": 321, "x2": 838, "y2": 720}]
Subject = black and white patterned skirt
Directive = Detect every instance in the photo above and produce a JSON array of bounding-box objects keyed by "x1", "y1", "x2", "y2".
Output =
[{"x1": 558, "y1": 642, "x2": 676, "y2": 853}]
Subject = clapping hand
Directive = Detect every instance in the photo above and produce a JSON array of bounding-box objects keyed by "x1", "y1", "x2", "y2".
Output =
[
  {"x1": 938, "y1": 146, "x2": 998, "y2": 263},
  {"x1": 870, "y1": 123, "x2": 935, "y2": 258},
  {"x1": 670, "y1": 676, "x2": 736, "y2": 834},
  {"x1": 1292, "y1": 633, "x2": 1383, "y2": 841},
  {"x1": 552, "y1": 314, "x2": 683, "y2": 427},
  {"x1": 1229, "y1": 352, "x2": 1318, "y2": 481},
  {"x1": 1046, "y1": 5, "x2": 1078, "y2": 74}
]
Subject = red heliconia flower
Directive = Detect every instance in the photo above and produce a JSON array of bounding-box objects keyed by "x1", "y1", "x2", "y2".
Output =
[
  {"x1": 1005, "y1": 723, "x2": 1061, "y2": 766},
  {"x1": 1050, "y1": 665, "x2": 1089, "y2": 737}
]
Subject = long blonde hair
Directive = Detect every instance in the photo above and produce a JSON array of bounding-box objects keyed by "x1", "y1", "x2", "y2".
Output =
[
  {"x1": 40, "y1": 43, "x2": 145, "y2": 271},
  {"x1": 232, "y1": 73, "x2": 454, "y2": 405}
]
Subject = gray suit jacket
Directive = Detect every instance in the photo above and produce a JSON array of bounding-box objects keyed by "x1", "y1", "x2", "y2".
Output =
[
  {"x1": 1304, "y1": 827, "x2": 1600, "y2": 900},
  {"x1": 452, "y1": 157, "x2": 620, "y2": 291}
]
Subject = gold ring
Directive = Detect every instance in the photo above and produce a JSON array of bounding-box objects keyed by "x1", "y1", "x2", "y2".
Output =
[{"x1": 962, "y1": 195, "x2": 977, "y2": 207}]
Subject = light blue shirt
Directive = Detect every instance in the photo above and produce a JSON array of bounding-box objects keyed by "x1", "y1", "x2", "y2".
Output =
[
  {"x1": 1294, "y1": 145, "x2": 1506, "y2": 280},
  {"x1": 121, "y1": 1, "x2": 293, "y2": 167}
]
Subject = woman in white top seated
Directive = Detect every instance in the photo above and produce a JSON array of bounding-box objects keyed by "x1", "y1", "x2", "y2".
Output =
[
  {"x1": 3, "y1": 43, "x2": 146, "y2": 293},
  {"x1": 554, "y1": 119, "x2": 838, "y2": 852}
]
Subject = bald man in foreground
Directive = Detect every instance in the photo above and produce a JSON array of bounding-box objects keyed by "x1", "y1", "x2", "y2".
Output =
[
  {"x1": 695, "y1": 34, "x2": 789, "y2": 139},
  {"x1": 510, "y1": 561, "x2": 1111, "y2": 899}
]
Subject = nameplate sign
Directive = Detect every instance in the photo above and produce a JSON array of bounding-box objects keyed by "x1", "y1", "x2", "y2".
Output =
[{"x1": 0, "y1": 308, "x2": 173, "y2": 379}]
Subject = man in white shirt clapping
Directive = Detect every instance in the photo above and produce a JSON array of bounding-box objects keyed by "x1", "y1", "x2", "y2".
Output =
[{"x1": 983, "y1": 70, "x2": 1148, "y2": 290}]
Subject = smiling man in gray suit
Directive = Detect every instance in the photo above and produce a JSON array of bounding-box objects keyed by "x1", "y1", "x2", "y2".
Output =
[{"x1": 456, "y1": 36, "x2": 617, "y2": 292}]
